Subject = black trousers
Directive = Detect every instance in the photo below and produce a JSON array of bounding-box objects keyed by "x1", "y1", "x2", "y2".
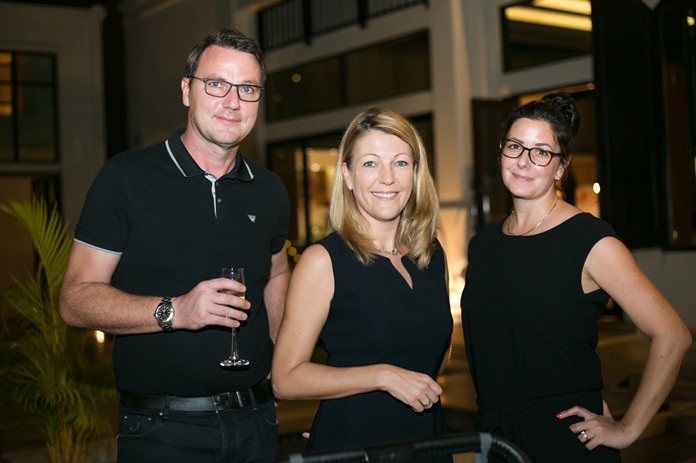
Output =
[{"x1": 117, "y1": 400, "x2": 278, "y2": 463}]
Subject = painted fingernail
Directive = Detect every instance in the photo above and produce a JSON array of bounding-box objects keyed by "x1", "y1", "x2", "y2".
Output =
[{"x1": 555, "y1": 413, "x2": 563, "y2": 418}]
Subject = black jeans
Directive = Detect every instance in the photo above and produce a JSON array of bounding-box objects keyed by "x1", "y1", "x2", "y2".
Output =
[{"x1": 117, "y1": 400, "x2": 278, "y2": 463}]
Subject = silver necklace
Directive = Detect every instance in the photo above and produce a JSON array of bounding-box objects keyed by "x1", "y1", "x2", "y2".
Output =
[
  {"x1": 374, "y1": 245, "x2": 399, "y2": 256},
  {"x1": 507, "y1": 197, "x2": 558, "y2": 236}
]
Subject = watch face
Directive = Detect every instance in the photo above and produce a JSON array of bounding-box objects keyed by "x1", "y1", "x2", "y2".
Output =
[
  {"x1": 157, "y1": 305, "x2": 172, "y2": 319},
  {"x1": 155, "y1": 298, "x2": 173, "y2": 331}
]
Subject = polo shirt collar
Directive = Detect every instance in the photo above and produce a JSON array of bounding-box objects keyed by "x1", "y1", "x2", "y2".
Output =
[{"x1": 165, "y1": 129, "x2": 255, "y2": 182}]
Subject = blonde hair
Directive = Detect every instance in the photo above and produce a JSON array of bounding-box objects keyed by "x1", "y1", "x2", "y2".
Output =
[{"x1": 329, "y1": 107, "x2": 439, "y2": 269}]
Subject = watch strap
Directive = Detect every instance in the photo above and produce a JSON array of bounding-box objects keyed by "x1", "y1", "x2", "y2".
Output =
[{"x1": 155, "y1": 296, "x2": 174, "y2": 331}]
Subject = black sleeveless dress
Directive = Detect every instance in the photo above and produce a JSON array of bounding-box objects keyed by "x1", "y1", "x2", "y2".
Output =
[
  {"x1": 461, "y1": 213, "x2": 622, "y2": 463},
  {"x1": 306, "y1": 232, "x2": 453, "y2": 462}
]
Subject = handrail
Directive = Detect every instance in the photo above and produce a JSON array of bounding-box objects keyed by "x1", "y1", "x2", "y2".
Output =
[{"x1": 279, "y1": 432, "x2": 532, "y2": 463}]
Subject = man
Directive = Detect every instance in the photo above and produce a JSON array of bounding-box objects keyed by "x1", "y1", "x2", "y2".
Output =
[{"x1": 59, "y1": 28, "x2": 290, "y2": 462}]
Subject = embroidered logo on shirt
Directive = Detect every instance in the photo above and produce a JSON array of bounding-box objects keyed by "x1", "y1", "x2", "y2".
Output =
[{"x1": 248, "y1": 214, "x2": 257, "y2": 223}]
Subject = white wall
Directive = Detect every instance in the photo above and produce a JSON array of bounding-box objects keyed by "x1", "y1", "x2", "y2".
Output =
[
  {"x1": 0, "y1": 1, "x2": 106, "y2": 228},
  {"x1": 633, "y1": 249, "x2": 696, "y2": 328}
]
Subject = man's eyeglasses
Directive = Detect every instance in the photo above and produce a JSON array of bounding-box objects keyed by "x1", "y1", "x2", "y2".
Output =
[
  {"x1": 188, "y1": 76, "x2": 263, "y2": 102},
  {"x1": 500, "y1": 139, "x2": 562, "y2": 167}
]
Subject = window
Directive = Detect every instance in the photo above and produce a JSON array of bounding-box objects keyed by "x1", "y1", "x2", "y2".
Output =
[
  {"x1": 269, "y1": 133, "x2": 341, "y2": 253},
  {"x1": 501, "y1": 0, "x2": 592, "y2": 71},
  {"x1": 265, "y1": 32, "x2": 430, "y2": 121},
  {"x1": 0, "y1": 51, "x2": 58, "y2": 162}
]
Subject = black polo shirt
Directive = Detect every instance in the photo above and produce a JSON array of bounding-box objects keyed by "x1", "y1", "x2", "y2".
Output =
[{"x1": 74, "y1": 130, "x2": 290, "y2": 395}]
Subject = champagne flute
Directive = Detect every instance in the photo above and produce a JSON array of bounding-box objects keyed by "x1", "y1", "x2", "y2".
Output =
[{"x1": 219, "y1": 266, "x2": 250, "y2": 367}]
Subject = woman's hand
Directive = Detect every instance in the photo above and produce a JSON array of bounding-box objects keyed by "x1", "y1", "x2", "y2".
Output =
[
  {"x1": 377, "y1": 364, "x2": 443, "y2": 413},
  {"x1": 557, "y1": 400, "x2": 633, "y2": 450}
]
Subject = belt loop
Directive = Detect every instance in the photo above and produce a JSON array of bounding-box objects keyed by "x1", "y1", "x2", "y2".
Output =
[
  {"x1": 249, "y1": 386, "x2": 258, "y2": 411},
  {"x1": 213, "y1": 394, "x2": 221, "y2": 414},
  {"x1": 161, "y1": 395, "x2": 170, "y2": 419}
]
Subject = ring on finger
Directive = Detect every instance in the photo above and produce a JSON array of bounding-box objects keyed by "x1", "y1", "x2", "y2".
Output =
[{"x1": 580, "y1": 431, "x2": 588, "y2": 441}]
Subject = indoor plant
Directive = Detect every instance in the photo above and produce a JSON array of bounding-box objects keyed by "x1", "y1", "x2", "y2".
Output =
[{"x1": 0, "y1": 197, "x2": 114, "y2": 463}]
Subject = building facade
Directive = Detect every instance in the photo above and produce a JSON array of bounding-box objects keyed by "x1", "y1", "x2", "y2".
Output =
[{"x1": 0, "y1": 0, "x2": 694, "y2": 326}]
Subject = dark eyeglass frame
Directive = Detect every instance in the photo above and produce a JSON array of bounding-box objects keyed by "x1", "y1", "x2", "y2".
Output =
[
  {"x1": 499, "y1": 138, "x2": 562, "y2": 167},
  {"x1": 188, "y1": 76, "x2": 264, "y2": 102}
]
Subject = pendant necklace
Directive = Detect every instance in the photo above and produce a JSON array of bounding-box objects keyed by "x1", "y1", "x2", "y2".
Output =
[
  {"x1": 507, "y1": 197, "x2": 558, "y2": 236},
  {"x1": 374, "y1": 245, "x2": 399, "y2": 256}
]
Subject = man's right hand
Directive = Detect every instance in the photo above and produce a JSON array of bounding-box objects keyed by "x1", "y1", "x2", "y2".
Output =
[{"x1": 172, "y1": 277, "x2": 251, "y2": 330}]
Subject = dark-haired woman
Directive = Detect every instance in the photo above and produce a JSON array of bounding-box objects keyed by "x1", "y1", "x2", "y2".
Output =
[{"x1": 460, "y1": 93, "x2": 691, "y2": 462}]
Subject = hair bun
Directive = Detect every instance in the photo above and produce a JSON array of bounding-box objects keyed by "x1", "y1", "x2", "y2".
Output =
[{"x1": 542, "y1": 92, "x2": 581, "y2": 135}]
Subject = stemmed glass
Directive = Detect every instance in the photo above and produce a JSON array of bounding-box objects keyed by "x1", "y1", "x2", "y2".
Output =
[{"x1": 219, "y1": 266, "x2": 250, "y2": 367}]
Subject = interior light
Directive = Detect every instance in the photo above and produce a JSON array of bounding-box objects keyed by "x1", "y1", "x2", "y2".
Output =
[
  {"x1": 688, "y1": 15, "x2": 695, "y2": 27},
  {"x1": 592, "y1": 182, "x2": 601, "y2": 195},
  {"x1": 506, "y1": 6, "x2": 592, "y2": 31},
  {"x1": 532, "y1": 0, "x2": 591, "y2": 16},
  {"x1": 291, "y1": 73, "x2": 302, "y2": 83},
  {"x1": 94, "y1": 330, "x2": 105, "y2": 344},
  {"x1": 0, "y1": 54, "x2": 12, "y2": 117}
]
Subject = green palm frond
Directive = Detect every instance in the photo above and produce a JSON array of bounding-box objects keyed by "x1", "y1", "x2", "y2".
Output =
[
  {"x1": 0, "y1": 198, "x2": 72, "y2": 302},
  {"x1": 0, "y1": 197, "x2": 115, "y2": 463}
]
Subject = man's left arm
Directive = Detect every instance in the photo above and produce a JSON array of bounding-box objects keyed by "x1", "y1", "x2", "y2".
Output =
[{"x1": 264, "y1": 244, "x2": 291, "y2": 343}]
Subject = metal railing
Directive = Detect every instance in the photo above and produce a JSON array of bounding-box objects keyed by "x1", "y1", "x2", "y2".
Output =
[
  {"x1": 279, "y1": 432, "x2": 532, "y2": 463},
  {"x1": 258, "y1": 0, "x2": 428, "y2": 50}
]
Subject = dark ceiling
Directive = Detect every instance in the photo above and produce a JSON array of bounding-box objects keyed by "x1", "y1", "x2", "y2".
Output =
[{"x1": 4, "y1": 0, "x2": 108, "y2": 6}]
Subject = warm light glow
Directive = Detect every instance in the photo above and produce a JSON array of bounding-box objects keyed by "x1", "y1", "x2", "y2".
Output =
[
  {"x1": 0, "y1": 53, "x2": 12, "y2": 117},
  {"x1": 310, "y1": 162, "x2": 321, "y2": 172},
  {"x1": 506, "y1": 6, "x2": 592, "y2": 32},
  {"x1": 592, "y1": 182, "x2": 601, "y2": 194},
  {"x1": 688, "y1": 16, "x2": 695, "y2": 27},
  {"x1": 449, "y1": 277, "x2": 465, "y2": 322},
  {"x1": 94, "y1": 330, "x2": 105, "y2": 344},
  {"x1": 533, "y1": 0, "x2": 591, "y2": 16},
  {"x1": 291, "y1": 73, "x2": 302, "y2": 83}
]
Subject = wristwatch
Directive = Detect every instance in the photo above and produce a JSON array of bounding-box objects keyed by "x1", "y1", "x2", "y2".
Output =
[{"x1": 154, "y1": 296, "x2": 174, "y2": 331}]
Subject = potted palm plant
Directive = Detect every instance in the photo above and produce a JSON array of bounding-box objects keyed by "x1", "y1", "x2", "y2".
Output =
[{"x1": 0, "y1": 197, "x2": 115, "y2": 463}]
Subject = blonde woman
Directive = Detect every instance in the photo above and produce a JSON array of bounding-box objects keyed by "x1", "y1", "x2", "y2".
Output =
[{"x1": 273, "y1": 107, "x2": 452, "y2": 461}]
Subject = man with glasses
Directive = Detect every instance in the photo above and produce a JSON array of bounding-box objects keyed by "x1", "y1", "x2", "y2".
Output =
[{"x1": 59, "y1": 28, "x2": 290, "y2": 462}]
